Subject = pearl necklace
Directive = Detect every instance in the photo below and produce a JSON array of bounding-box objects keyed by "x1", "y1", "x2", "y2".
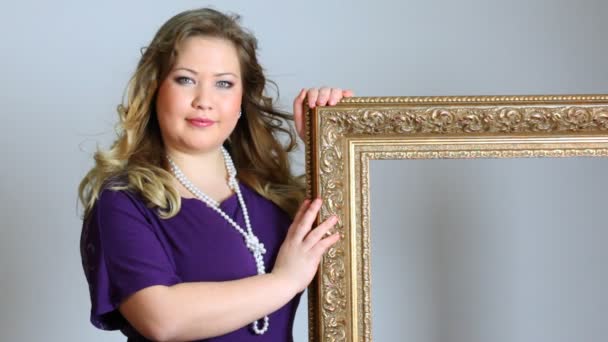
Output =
[{"x1": 166, "y1": 147, "x2": 270, "y2": 335}]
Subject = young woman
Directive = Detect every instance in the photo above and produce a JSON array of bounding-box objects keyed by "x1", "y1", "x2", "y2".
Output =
[{"x1": 79, "y1": 7, "x2": 352, "y2": 341}]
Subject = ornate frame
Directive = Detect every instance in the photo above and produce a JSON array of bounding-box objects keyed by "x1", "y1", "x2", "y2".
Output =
[{"x1": 304, "y1": 94, "x2": 608, "y2": 342}]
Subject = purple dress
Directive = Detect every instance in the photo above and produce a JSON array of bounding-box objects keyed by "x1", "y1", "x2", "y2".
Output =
[{"x1": 80, "y1": 182, "x2": 301, "y2": 341}]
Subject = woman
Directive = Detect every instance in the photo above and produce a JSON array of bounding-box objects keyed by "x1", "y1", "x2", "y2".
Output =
[{"x1": 79, "y1": 7, "x2": 352, "y2": 341}]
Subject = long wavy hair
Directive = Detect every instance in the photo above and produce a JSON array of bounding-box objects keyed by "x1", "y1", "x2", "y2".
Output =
[{"x1": 79, "y1": 8, "x2": 304, "y2": 219}]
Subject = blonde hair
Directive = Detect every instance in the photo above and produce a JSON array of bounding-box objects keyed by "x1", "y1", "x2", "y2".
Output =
[{"x1": 79, "y1": 8, "x2": 304, "y2": 219}]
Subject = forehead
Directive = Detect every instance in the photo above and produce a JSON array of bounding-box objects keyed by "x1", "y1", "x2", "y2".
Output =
[{"x1": 174, "y1": 36, "x2": 241, "y2": 74}]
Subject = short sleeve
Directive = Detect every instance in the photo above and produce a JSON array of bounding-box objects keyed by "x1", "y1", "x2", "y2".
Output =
[{"x1": 80, "y1": 189, "x2": 181, "y2": 330}]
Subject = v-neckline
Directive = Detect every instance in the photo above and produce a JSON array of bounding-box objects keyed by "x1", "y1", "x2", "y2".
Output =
[{"x1": 180, "y1": 182, "x2": 242, "y2": 210}]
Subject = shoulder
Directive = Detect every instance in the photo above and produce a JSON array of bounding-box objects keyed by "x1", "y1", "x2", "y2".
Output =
[
  {"x1": 91, "y1": 187, "x2": 157, "y2": 230},
  {"x1": 97, "y1": 187, "x2": 140, "y2": 207},
  {"x1": 96, "y1": 187, "x2": 148, "y2": 213},
  {"x1": 82, "y1": 188, "x2": 164, "y2": 261}
]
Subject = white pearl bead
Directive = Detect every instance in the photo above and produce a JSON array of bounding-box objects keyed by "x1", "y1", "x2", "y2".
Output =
[{"x1": 167, "y1": 147, "x2": 270, "y2": 335}]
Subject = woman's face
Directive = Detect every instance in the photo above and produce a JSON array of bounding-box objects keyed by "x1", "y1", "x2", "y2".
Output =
[{"x1": 156, "y1": 36, "x2": 243, "y2": 155}]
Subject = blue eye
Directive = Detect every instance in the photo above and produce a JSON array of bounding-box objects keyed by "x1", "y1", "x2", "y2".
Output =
[
  {"x1": 175, "y1": 76, "x2": 195, "y2": 85},
  {"x1": 216, "y1": 80, "x2": 233, "y2": 89}
]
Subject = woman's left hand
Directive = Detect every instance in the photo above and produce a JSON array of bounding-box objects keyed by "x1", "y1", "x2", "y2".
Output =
[{"x1": 293, "y1": 87, "x2": 354, "y2": 141}]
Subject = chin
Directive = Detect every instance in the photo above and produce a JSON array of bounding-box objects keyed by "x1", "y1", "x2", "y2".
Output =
[
  {"x1": 169, "y1": 135, "x2": 230, "y2": 155},
  {"x1": 187, "y1": 141, "x2": 226, "y2": 153}
]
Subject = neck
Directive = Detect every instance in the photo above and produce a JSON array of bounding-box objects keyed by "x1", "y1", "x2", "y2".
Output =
[{"x1": 164, "y1": 146, "x2": 228, "y2": 185}]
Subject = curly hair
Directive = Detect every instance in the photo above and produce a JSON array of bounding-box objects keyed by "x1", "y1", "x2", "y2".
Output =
[{"x1": 79, "y1": 8, "x2": 304, "y2": 219}]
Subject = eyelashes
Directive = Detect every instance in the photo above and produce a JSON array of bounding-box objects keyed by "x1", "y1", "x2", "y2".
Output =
[
  {"x1": 216, "y1": 80, "x2": 234, "y2": 89},
  {"x1": 173, "y1": 77, "x2": 234, "y2": 89},
  {"x1": 175, "y1": 76, "x2": 195, "y2": 85}
]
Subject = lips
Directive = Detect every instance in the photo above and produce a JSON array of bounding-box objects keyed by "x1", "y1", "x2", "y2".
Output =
[{"x1": 186, "y1": 117, "x2": 215, "y2": 127}]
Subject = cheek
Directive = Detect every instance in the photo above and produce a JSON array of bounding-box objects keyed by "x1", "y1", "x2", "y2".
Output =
[
  {"x1": 224, "y1": 89, "x2": 243, "y2": 116},
  {"x1": 221, "y1": 96, "x2": 242, "y2": 135},
  {"x1": 156, "y1": 85, "x2": 189, "y2": 122},
  {"x1": 155, "y1": 85, "x2": 183, "y2": 136},
  {"x1": 157, "y1": 84, "x2": 177, "y2": 113},
  {"x1": 228, "y1": 99, "x2": 242, "y2": 117}
]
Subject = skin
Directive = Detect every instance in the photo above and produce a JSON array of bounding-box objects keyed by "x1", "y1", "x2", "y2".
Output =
[
  {"x1": 118, "y1": 35, "x2": 353, "y2": 341},
  {"x1": 156, "y1": 36, "x2": 243, "y2": 202},
  {"x1": 293, "y1": 87, "x2": 354, "y2": 141}
]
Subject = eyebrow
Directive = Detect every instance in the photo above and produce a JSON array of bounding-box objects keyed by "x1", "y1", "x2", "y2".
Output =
[{"x1": 174, "y1": 67, "x2": 238, "y2": 77}]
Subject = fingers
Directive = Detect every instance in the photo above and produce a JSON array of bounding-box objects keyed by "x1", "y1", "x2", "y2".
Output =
[
  {"x1": 291, "y1": 198, "x2": 322, "y2": 242},
  {"x1": 285, "y1": 198, "x2": 311, "y2": 239},
  {"x1": 302, "y1": 214, "x2": 338, "y2": 250},
  {"x1": 307, "y1": 88, "x2": 320, "y2": 108},
  {"x1": 293, "y1": 88, "x2": 307, "y2": 139},
  {"x1": 328, "y1": 88, "x2": 343, "y2": 105},
  {"x1": 316, "y1": 87, "x2": 332, "y2": 106},
  {"x1": 302, "y1": 87, "x2": 354, "y2": 108},
  {"x1": 310, "y1": 232, "x2": 341, "y2": 257},
  {"x1": 294, "y1": 198, "x2": 311, "y2": 222},
  {"x1": 307, "y1": 87, "x2": 331, "y2": 107},
  {"x1": 294, "y1": 88, "x2": 307, "y2": 104}
]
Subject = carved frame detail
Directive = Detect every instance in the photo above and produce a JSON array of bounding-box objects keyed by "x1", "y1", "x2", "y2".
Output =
[{"x1": 305, "y1": 95, "x2": 608, "y2": 342}]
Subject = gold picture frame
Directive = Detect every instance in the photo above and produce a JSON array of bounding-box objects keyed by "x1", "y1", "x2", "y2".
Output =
[{"x1": 304, "y1": 94, "x2": 608, "y2": 342}]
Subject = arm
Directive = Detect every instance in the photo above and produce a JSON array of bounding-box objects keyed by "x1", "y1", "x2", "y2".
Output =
[
  {"x1": 111, "y1": 87, "x2": 349, "y2": 341},
  {"x1": 119, "y1": 273, "x2": 294, "y2": 341},
  {"x1": 119, "y1": 198, "x2": 339, "y2": 342}
]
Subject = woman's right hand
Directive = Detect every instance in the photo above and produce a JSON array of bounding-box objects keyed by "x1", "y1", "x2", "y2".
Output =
[
  {"x1": 293, "y1": 87, "x2": 354, "y2": 141},
  {"x1": 271, "y1": 198, "x2": 340, "y2": 294}
]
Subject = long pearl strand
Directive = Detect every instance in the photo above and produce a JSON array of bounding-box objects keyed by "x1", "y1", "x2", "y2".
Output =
[{"x1": 166, "y1": 147, "x2": 270, "y2": 335}]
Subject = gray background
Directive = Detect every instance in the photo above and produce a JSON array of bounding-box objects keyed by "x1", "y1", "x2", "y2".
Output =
[
  {"x1": 371, "y1": 158, "x2": 608, "y2": 342},
  {"x1": 0, "y1": 0, "x2": 606, "y2": 341}
]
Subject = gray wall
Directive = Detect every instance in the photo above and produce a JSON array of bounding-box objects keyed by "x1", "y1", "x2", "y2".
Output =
[
  {"x1": 0, "y1": 0, "x2": 606, "y2": 341},
  {"x1": 371, "y1": 159, "x2": 608, "y2": 342}
]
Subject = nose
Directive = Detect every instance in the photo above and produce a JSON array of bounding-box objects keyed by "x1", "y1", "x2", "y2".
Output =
[{"x1": 192, "y1": 85, "x2": 213, "y2": 110}]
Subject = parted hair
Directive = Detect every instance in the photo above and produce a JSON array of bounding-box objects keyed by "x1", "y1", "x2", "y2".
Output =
[{"x1": 79, "y1": 8, "x2": 304, "y2": 219}]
